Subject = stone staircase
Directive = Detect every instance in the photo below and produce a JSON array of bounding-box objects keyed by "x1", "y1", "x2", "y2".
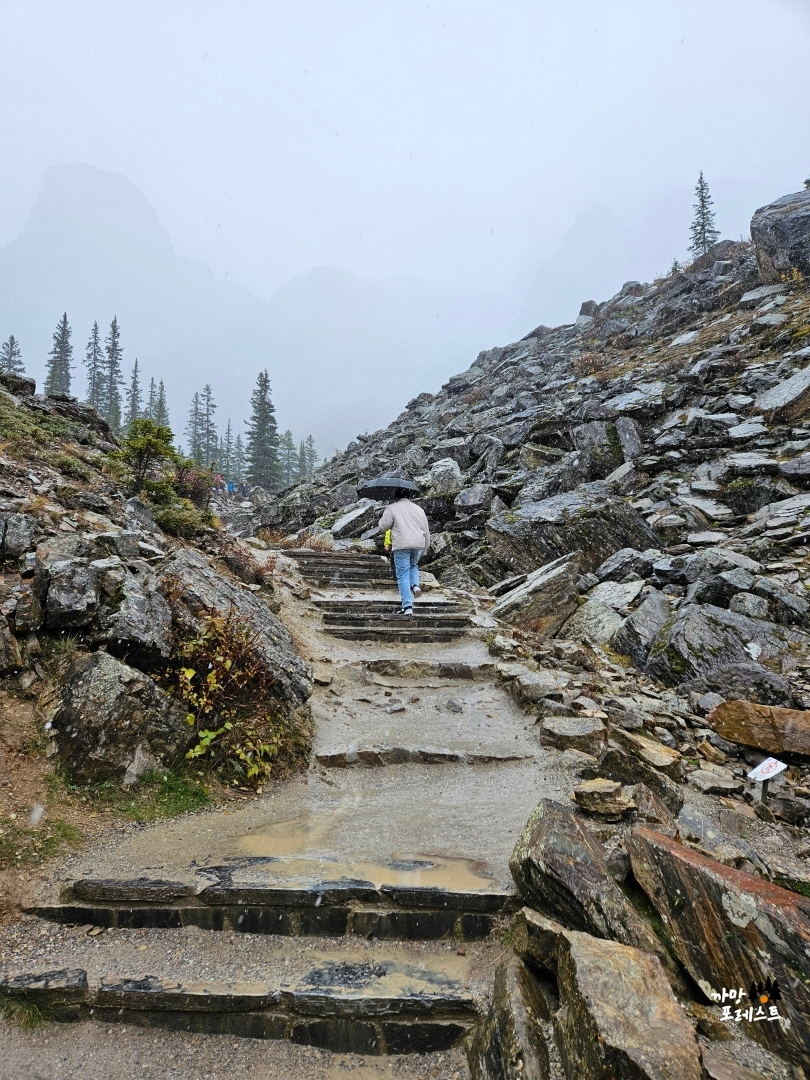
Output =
[{"x1": 286, "y1": 548, "x2": 473, "y2": 642}]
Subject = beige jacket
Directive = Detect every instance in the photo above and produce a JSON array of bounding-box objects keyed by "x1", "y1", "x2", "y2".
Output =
[{"x1": 378, "y1": 499, "x2": 431, "y2": 552}]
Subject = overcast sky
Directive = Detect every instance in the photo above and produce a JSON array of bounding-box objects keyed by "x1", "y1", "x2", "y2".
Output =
[{"x1": 1, "y1": 1, "x2": 809, "y2": 450}]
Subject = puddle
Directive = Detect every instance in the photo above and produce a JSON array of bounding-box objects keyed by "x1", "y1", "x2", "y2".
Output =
[{"x1": 237, "y1": 815, "x2": 497, "y2": 892}]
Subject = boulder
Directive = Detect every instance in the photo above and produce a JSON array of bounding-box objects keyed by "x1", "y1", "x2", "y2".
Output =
[
  {"x1": 750, "y1": 188, "x2": 810, "y2": 281},
  {"x1": 428, "y1": 457, "x2": 464, "y2": 495},
  {"x1": 466, "y1": 957, "x2": 550, "y2": 1080},
  {"x1": 512, "y1": 909, "x2": 703, "y2": 1080},
  {"x1": 538, "y1": 717, "x2": 607, "y2": 756},
  {"x1": 558, "y1": 599, "x2": 624, "y2": 646},
  {"x1": 0, "y1": 614, "x2": 23, "y2": 674},
  {"x1": 678, "y1": 661, "x2": 796, "y2": 709},
  {"x1": 594, "y1": 547, "x2": 658, "y2": 582},
  {"x1": 628, "y1": 826, "x2": 810, "y2": 1064},
  {"x1": 11, "y1": 579, "x2": 43, "y2": 634},
  {"x1": 157, "y1": 548, "x2": 312, "y2": 712},
  {"x1": 571, "y1": 420, "x2": 623, "y2": 478},
  {"x1": 86, "y1": 557, "x2": 173, "y2": 665},
  {"x1": 50, "y1": 652, "x2": 192, "y2": 783},
  {"x1": 329, "y1": 500, "x2": 380, "y2": 538},
  {"x1": 509, "y1": 799, "x2": 664, "y2": 959},
  {"x1": 706, "y1": 699, "x2": 810, "y2": 758},
  {"x1": 572, "y1": 778, "x2": 635, "y2": 820},
  {"x1": 45, "y1": 558, "x2": 100, "y2": 629},
  {"x1": 612, "y1": 589, "x2": 671, "y2": 668},
  {"x1": 603, "y1": 381, "x2": 668, "y2": 416},
  {"x1": 645, "y1": 603, "x2": 808, "y2": 689},
  {"x1": 486, "y1": 490, "x2": 660, "y2": 576},
  {"x1": 687, "y1": 769, "x2": 743, "y2": 796},
  {"x1": 491, "y1": 553, "x2": 580, "y2": 636},
  {"x1": 610, "y1": 728, "x2": 682, "y2": 779},
  {"x1": 509, "y1": 668, "x2": 569, "y2": 706},
  {"x1": 615, "y1": 416, "x2": 643, "y2": 461},
  {"x1": 454, "y1": 483, "x2": 494, "y2": 510},
  {"x1": 750, "y1": 576, "x2": 809, "y2": 626},
  {"x1": 0, "y1": 513, "x2": 35, "y2": 561},
  {"x1": 581, "y1": 748, "x2": 684, "y2": 815},
  {"x1": 630, "y1": 783, "x2": 678, "y2": 834},
  {"x1": 755, "y1": 363, "x2": 810, "y2": 422}
]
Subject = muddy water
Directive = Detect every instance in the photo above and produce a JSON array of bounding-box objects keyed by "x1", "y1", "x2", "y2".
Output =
[{"x1": 237, "y1": 814, "x2": 497, "y2": 892}]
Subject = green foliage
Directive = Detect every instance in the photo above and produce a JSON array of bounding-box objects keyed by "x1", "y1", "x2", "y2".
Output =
[
  {"x1": 159, "y1": 607, "x2": 311, "y2": 787},
  {"x1": 84, "y1": 321, "x2": 104, "y2": 411},
  {"x1": 0, "y1": 393, "x2": 71, "y2": 451},
  {"x1": 154, "y1": 498, "x2": 214, "y2": 537},
  {"x1": 44, "y1": 313, "x2": 73, "y2": 396},
  {"x1": 171, "y1": 459, "x2": 213, "y2": 508},
  {"x1": 0, "y1": 334, "x2": 25, "y2": 376},
  {"x1": 689, "y1": 171, "x2": 720, "y2": 258},
  {"x1": 115, "y1": 417, "x2": 176, "y2": 492},
  {"x1": 47, "y1": 451, "x2": 94, "y2": 482},
  {"x1": 63, "y1": 769, "x2": 210, "y2": 822},
  {"x1": 246, "y1": 369, "x2": 282, "y2": 489},
  {"x1": 0, "y1": 994, "x2": 55, "y2": 1029}
]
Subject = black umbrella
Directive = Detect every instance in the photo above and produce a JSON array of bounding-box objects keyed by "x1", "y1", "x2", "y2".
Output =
[{"x1": 357, "y1": 476, "x2": 422, "y2": 500}]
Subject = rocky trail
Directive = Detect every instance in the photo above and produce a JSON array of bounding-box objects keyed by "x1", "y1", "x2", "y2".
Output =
[{"x1": 4, "y1": 185, "x2": 810, "y2": 1077}]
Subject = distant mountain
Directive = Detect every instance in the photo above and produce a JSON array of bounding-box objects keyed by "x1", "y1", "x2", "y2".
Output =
[{"x1": 0, "y1": 165, "x2": 511, "y2": 453}]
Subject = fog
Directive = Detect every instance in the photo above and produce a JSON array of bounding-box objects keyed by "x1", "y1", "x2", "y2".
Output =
[{"x1": 1, "y1": 0, "x2": 808, "y2": 454}]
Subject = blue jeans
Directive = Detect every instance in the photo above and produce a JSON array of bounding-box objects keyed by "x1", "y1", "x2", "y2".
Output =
[{"x1": 393, "y1": 548, "x2": 422, "y2": 609}]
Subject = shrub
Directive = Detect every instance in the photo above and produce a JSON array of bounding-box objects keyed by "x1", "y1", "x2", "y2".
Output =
[
  {"x1": 572, "y1": 351, "x2": 607, "y2": 377},
  {"x1": 158, "y1": 607, "x2": 311, "y2": 787},
  {"x1": 114, "y1": 419, "x2": 176, "y2": 493},
  {"x1": 154, "y1": 499, "x2": 214, "y2": 538}
]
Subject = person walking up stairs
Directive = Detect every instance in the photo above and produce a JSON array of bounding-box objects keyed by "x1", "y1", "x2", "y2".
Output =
[{"x1": 375, "y1": 493, "x2": 431, "y2": 616}]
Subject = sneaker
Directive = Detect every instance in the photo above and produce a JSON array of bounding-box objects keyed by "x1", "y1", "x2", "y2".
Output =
[
  {"x1": 396, "y1": 607, "x2": 413, "y2": 617},
  {"x1": 412, "y1": 586, "x2": 422, "y2": 597}
]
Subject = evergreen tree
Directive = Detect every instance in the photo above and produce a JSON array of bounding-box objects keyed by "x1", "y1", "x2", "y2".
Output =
[
  {"x1": 245, "y1": 370, "x2": 281, "y2": 489},
  {"x1": 185, "y1": 392, "x2": 203, "y2": 464},
  {"x1": 0, "y1": 334, "x2": 24, "y2": 376},
  {"x1": 234, "y1": 434, "x2": 245, "y2": 483},
  {"x1": 804, "y1": 177, "x2": 810, "y2": 191},
  {"x1": 144, "y1": 377, "x2": 157, "y2": 420},
  {"x1": 200, "y1": 384, "x2": 218, "y2": 466},
  {"x1": 221, "y1": 419, "x2": 235, "y2": 478},
  {"x1": 44, "y1": 313, "x2": 73, "y2": 395},
  {"x1": 689, "y1": 171, "x2": 720, "y2": 258},
  {"x1": 154, "y1": 380, "x2": 170, "y2": 428},
  {"x1": 304, "y1": 434, "x2": 318, "y2": 477},
  {"x1": 84, "y1": 321, "x2": 104, "y2": 410},
  {"x1": 279, "y1": 429, "x2": 298, "y2": 486},
  {"x1": 297, "y1": 439, "x2": 307, "y2": 482},
  {"x1": 102, "y1": 316, "x2": 125, "y2": 433},
  {"x1": 124, "y1": 359, "x2": 142, "y2": 431}
]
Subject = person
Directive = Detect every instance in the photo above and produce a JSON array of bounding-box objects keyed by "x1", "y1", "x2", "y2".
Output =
[
  {"x1": 227, "y1": 477, "x2": 235, "y2": 495},
  {"x1": 376, "y1": 492, "x2": 430, "y2": 616}
]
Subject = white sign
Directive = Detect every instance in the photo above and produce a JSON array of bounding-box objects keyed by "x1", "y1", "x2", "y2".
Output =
[{"x1": 747, "y1": 757, "x2": 787, "y2": 783}]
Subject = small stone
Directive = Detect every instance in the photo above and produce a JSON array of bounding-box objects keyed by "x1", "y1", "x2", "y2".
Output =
[
  {"x1": 687, "y1": 768, "x2": 743, "y2": 796},
  {"x1": 573, "y1": 778, "x2": 636, "y2": 819},
  {"x1": 538, "y1": 716, "x2": 607, "y2": 756}
]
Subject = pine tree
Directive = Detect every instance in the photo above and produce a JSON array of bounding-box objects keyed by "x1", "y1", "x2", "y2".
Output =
[
  {"x1": 200, "y1": 384, "x2": 218, "y2": 467},
  {"x1": 245, "y1": 370, "x2": 281, "y2": 489},
  {"x1": 154, "y1": 380, "x2": 170, "y2": 428},
  {"x1": 689, "y1": 171, "x2": 720, "y2": 258},
  {"x1": 144, "y1": 377, "x2": 157, "y2": 420},
  {"x1": 303, "y1": 434, "x2": 318, "y2": 478},
  {"x1": 221, "y1": 419, "x2": 235, "y2": 478},
  {"x1": 804, "y1": 177, "x2": 810, "y2": 191},
  {"x1": 297, "y1": 439, "x2": 307, "y2": 482},
  {"x1": 278, "y1": 430, "x2": 298, "y2": 486},
  {"x1": 0, "y1": 334, "x2": 24, "y2": 375},
  {"x1": 185, "y1": 392, "x2": 203, "y2": 464},
  {"x1": 234, "y1": 434, "x2": 245, "y2": 483},
  {"x1": 84, "y1": 321, "x2": 104, "y2": 410},
  {"x1": 44, "y1": 313, "x2": 73, "y2": 396},
  {"x1": 124, "y1": 359, "x2": 142, "y2": 431},
  {"x1": 102, "y1": 316, "x2": 125, "y2": 433}
]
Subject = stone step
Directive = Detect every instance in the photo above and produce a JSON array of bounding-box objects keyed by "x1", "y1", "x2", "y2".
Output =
[
  {"x1": 286, "y1": 550, "x2": 388, "y2": 565},
  {"x1": 313, "y1": 599, "x2": 466, "y2": 614},
  {"x1": 0, "y1": 931, "x2": 481, "y2": 1055},
  {"x1": 321, "y1": 613, "x2": 469, "y2": 629},
  {"x1": 324, "y1": 627, "x2": 468, "y2": 642},
  {"x1": 30, "y1": 878, "x2": 515, "y2": 942}
]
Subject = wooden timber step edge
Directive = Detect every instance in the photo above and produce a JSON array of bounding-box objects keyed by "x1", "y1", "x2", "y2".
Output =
[{"x1": 0, "y1": 968, "x2": 475, "y2": 1055}]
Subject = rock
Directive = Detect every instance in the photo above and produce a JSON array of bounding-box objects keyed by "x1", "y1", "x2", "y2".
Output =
[
  {"x1": 603, "y1": 381, "x2": 668, "y2": 416},
  {"x1": 45, "y1": 558, "x2": 100, "y2": 628},
  {"x1": 687, "y1": 768, "x2": 743, "y2": 796},
  {"x1": 610, "y1": 728, "x2": 682, "y2": 779},
  {"x1": 750, "y1": 187, "x2": 810, "y2": 281},
  {"x1": 558, "y1": 599, "x2": 624, "y2": 646},
  {"x1": 0, "y1": 614, "x2": 23, "y2": 674},
  {"x1": 0, "y1": 371, "x2": 36, "y2": 396},
  {"x1": 587, "y1": 579, "x2": 645, "y2": 611},
  {"x1": 728, "y1": 592, "x2": 769, "y2": 618},
  {"x1": 571, "y1": 420, "x2": 623, "y2": 477},
  {"x1": 491, "y1": 553, "x2": 580, "y2": 636},
  {"x1": 645, "y1": 603, "x2": 808, "y2": 690},
  {"x1": 678, "y1": 661, "x2": 796, "y2": 709},
  {"x1": 87, "y1": 531, "x2": 141, "y2": 560},
  {"x1": 707, "y1": 699, "x2": 810, "y2": 757},
  {"x1": 628, "y1": 825, "x2": 810, "y2": 1064},
  {"x1": 487, "y1": 490, "x2": 661, "y2": 576},
  {"x1": 157, "y1": 548, "x2": 312, "y2": 714},
  {"x1": 0, "y1": 513, "x2": 36, "y2": 561},
  {"x1": 87, "y1": 557, "x2": 173, "y2": 664},
  {"x1": 701, "y1": 1047, "x2": 772, "y2": 1080},
  {"x1": 581, "y1": 748, "x2": 684, "y2": 814},
  {"x1": 329, "y1": 500, "x2": 380, "y2": 538},
  {"x1": 738, "y1": 284, "x2": 786, "y2": 309},
  {"x1": 594, "y1": 547, "x2": 658, "y2": 582},
  {"x1": 428, "y1": 457, "x2": 464, "y2": 495},
  {"x1": 50, "y1": 652, "x2": 192, "y2": 783},
  {"x1": 614, "y1": 416, "x2": 643, "y2": 461},
  {"x1": 538, "y1": 717, "x2": 607, "y2": 756},
  {"x1": 13, "y1": 578, "x2": 44, "y2": 634},
  {"x1": 510, "y1": 668, "x2": 569, "y2": 706},
  {"x1": 125, "y1": 496, "x2": 160, "y2": 533},
  {"x1": 630, "y1": 783, "x2": 677, "y2": 834},
  {"x1": 750, "y1": 576, "x2": 809, "y2": 626},
  {"x1": 696, "y1": 692, "x2": 725, "y2": 714},
  {"x1": 670, "y1": 330, "x2": 699, "y2": 348},
  {"x1": 612, "y1": 589, "x2": 671, "y2": 668},
  {"x1": 512, "y1": 909, "x2": 703, "y2": 1080},
  {"x1": 572, "y1": 778, "x2": 635, "y2": 819},
  {"x1": 454, "y1": 483, "x2": 494, "y2": 510},
  {"x1": 509, "y1": 799, "x2": 664, "y2": 958},
  {"x1": 466, "y1": 957, "x2": 550, "y2": 1080},
  {"x1": 755, "y1": 362, "x2": 810, "y2": 421}
]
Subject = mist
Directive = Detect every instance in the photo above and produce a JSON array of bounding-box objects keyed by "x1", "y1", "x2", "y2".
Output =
[{"x1": 1, "y1": 0, "x2": 808, "y2": 454}]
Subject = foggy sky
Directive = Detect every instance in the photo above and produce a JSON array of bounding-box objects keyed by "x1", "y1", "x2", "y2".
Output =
[{"x1": 1, "y1": 0, "x2": 809, "y2": 451}]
